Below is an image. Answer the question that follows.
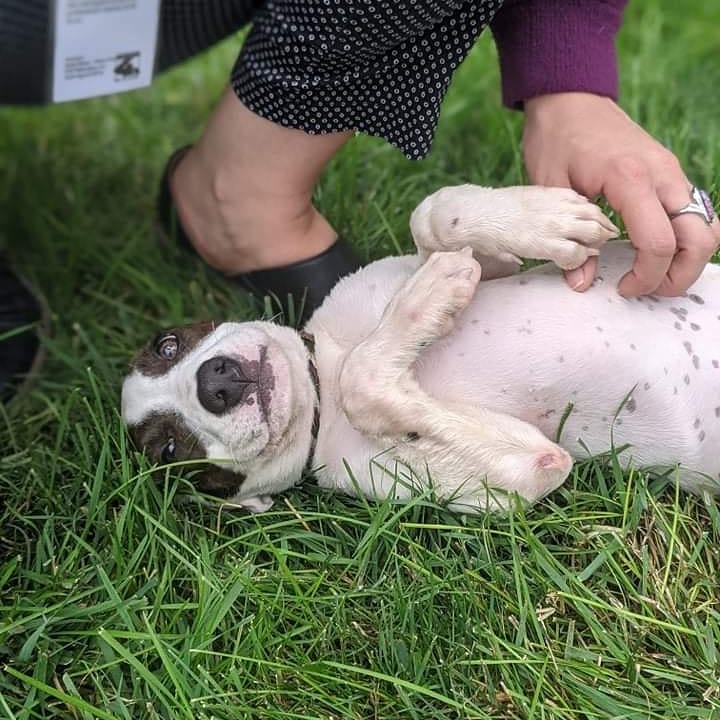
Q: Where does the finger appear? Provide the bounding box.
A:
[564,256,599,292]
[653,184,719,295]
[603,162,677,296]
[654,223,714,296]
[544,187,586,203]
[532,169,572,189]
[712,216,720,250]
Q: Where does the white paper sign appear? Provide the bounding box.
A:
[51,0,161,103]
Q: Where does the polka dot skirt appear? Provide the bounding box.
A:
[232,0,504,159]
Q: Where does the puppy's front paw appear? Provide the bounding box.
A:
[414,184,619,271]
[516,187,619,270]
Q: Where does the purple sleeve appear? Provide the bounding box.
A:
[490,0,629,109]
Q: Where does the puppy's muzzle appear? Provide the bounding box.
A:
[196,355,260,415]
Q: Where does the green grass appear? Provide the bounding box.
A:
[2,2,720,718]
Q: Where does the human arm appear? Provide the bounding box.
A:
[491,1,719,296]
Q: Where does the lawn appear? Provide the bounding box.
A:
[1,1,719,718]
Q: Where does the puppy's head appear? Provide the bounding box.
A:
[121,321,318,509]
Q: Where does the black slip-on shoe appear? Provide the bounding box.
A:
[157,146,363,326]
[0,263,47,404]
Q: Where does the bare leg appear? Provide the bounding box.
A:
[171,86,353,274]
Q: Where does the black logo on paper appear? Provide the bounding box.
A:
[114,52,141,79]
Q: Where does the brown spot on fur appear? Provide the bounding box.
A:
[129,410,246,498]
[130,321,217,378]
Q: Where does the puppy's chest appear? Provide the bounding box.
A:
[309,334,388,489]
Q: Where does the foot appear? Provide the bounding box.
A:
[0,264,44,403]
[168,87,353,276]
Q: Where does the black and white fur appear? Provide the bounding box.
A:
[122,185,720,512]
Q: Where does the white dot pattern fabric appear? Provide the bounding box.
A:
[232,0,504,159]
[1,0,503,152]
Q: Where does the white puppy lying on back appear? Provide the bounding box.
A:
[122,185,720,513]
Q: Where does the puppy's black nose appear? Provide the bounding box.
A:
[196,355,258,415]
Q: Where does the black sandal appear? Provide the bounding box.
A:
[157,146,363,326]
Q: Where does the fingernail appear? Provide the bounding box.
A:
[566,268,585,290]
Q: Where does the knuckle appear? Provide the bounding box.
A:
[612,155,651,184]
[633,276,659,294]
[644,236,676,258]
[656,151,683,177]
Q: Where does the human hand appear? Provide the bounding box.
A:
[522,92,720,296]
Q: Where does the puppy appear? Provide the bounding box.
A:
[122,185,720,513]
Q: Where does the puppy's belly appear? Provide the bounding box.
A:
[416,245,720,488]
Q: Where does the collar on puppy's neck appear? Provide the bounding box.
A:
[300,331,320,472]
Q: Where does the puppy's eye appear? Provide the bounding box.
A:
[160,438,176,464]
[155,334,179,361]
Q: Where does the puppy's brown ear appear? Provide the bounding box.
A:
[191,466,247,499]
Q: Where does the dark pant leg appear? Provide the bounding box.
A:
[0,0,261,104]
[231,0,504,159]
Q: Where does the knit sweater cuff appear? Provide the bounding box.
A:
[491,0,628,109]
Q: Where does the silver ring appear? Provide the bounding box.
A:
[668,186,716,225]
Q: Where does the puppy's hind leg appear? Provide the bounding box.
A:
[339,249,572,510]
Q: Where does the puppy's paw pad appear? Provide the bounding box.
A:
[412,250,481,321]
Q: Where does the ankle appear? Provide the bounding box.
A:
[171,149,337,275]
